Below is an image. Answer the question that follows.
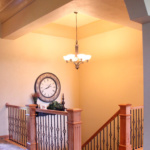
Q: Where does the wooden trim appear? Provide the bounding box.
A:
[36,108,68,116]
[131,106,144,110]
[82,110,120,148]
[0,135,9,140]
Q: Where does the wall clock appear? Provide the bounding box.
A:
[34,72,61,102]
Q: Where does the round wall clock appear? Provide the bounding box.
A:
[34,72,61,102]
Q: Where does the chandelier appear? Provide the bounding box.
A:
[63,12,91,69]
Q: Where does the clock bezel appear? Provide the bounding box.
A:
[34,72,61,102]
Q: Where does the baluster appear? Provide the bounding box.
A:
[56,115,59,149]
[16,108,18,142]
[103,128,105,150]
[48,115,50,150]
[141,108,143,147]
[97,134,98,150]
[23,110,25,145]
[18,108,20,143]
[106,125,108,150]
[16,108,18,143]
[20,110,23,145]
[8,107,10,139]
[43,114,45,150]
[14,108,16,141]
[37,114,40,150]
[130,110,132,145]
[117,115,119,150]
[100,131,101,150]
[17,108,20,143]
[110,122,112,150]
[9,107,11,140]
[45,115,48,150]
[12,107,14,140]
[60,115,62,150]
[136,109,137,149]
[138,109,140,148]
[18,109,22,145]
[40,114,42,150]
[25,109,27,147]
[91,140,92,150]
[51,115,53,150]
[94,137,95,150]
[54,115,56,150]
[63,115,66,149]
[133,109,135,150]
[113,119,115,150]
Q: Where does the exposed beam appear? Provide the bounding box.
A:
[1,0,73,39]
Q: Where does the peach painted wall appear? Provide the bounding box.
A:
[0,33,79,135]
[78,27,143,143]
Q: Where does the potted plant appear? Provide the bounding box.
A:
[31,92,39,104]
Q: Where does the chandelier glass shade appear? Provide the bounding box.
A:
[63,12,91,69]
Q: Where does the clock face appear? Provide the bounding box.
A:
[35,73,61,102]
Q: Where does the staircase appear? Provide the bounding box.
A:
[82,104,144,150]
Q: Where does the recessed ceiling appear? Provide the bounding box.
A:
[33,12,123,39]
[53,13,99,27]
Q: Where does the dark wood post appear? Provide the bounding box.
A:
[26,104,37,150]
[67,108,82,150]
[119,104,132,150]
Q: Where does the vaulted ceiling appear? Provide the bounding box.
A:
[0,0,142,39]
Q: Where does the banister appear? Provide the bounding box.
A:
[6,103,82,150]
[131,106,144,110]
[82,109,120,148]
[36,108,68,116]
[5,103,26,110]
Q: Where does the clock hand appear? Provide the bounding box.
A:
[45,84,51,90]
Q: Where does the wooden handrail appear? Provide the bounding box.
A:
[82,109,120,148]
[36,108,68,116]
[131,105,144,110]
[6,103,26,110]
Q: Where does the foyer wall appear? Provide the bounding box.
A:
[0,33,79,135]
[79,27,143,143]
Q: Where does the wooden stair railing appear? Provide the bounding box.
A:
[82,104,144,150]
[5,103,28,148]
[82,109,120,150]
[130,106,144,150]
[6,103,82,150]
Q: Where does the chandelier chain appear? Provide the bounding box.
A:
[75,12,78,44]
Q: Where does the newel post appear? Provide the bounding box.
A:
[26,104,37,150]
[119,104,132,150]
[67,108,82,150]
